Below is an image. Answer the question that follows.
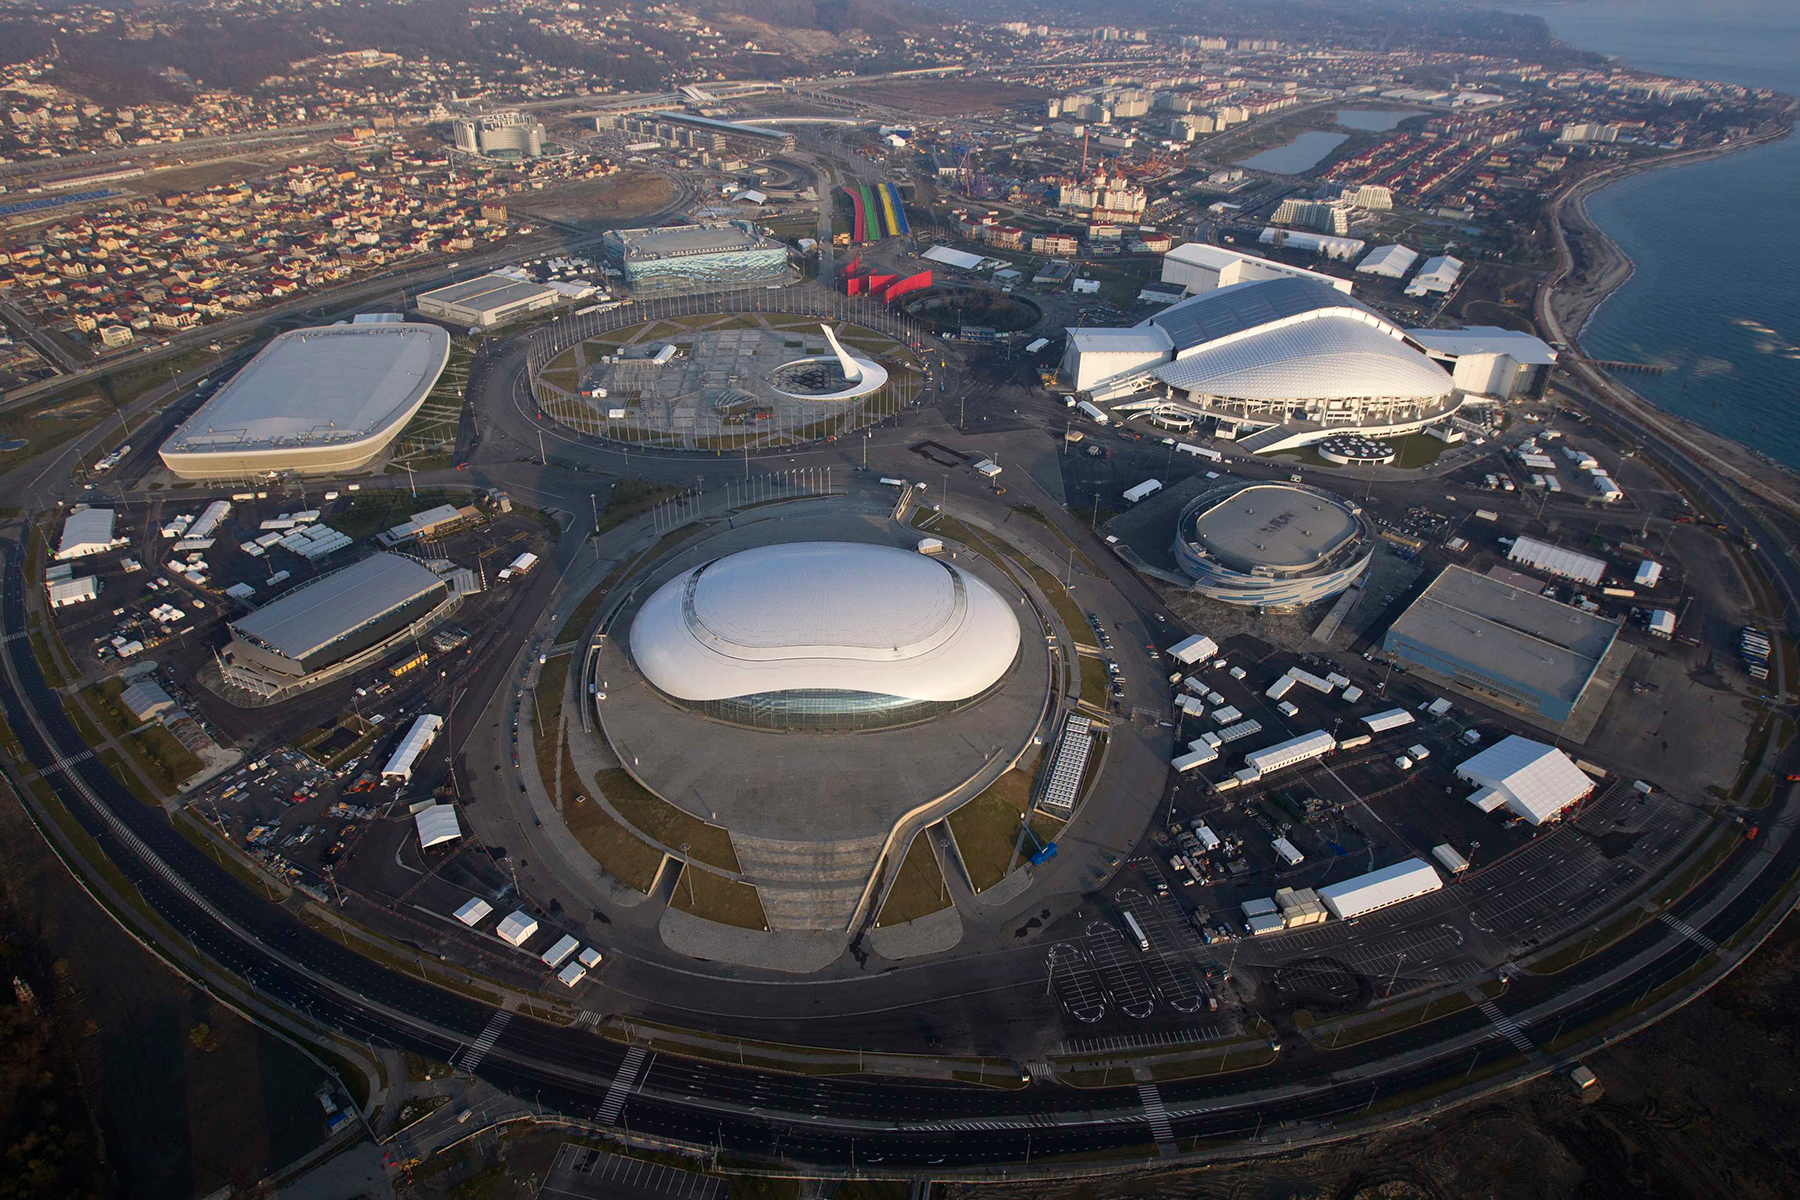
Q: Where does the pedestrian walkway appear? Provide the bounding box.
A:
[1137,1081,1176,1155]
[1477,1000,1534,1054]
[457,1009,513,1074]
[597,1045,648,1125]
[1658,911,1719,953]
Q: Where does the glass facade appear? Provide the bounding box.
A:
[650,677,1010,733]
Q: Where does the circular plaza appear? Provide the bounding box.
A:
[530,312,922,450]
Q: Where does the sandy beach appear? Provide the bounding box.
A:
[1540,112,1800,517]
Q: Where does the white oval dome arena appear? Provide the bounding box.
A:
[628,542,1022,730]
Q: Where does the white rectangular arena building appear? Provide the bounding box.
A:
[159,324,451,480]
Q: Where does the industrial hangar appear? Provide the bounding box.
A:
[158,323,451,480]
[1172,480,1374,607]
[415,274,560,327]
[220,553,452,698]
[1382,565,1622,724]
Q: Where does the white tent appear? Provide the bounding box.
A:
[413,803,463,849]
[1457,735,1594,825]
[453,897,493,926]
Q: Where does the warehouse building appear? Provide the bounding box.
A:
[1506,535,1607,586]
[222,554,450,697]
[1457,735,1595,826]
[1383,566,1621,724]
[1355,243,1418,279]
[413,803,463,849]
[55,507,126,559]
[1245,730,1336,775]
[383,713,445,783]
[159,324,451,479]
[1317,858,1443,921]
[601,222,790,293]
[119,679,175,722]
[48,575,100,607]
[1158,242,1351,297]
[415,274,559,327]
[1408,326,1557,400]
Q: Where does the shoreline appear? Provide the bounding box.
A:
[1540,112,1800,510]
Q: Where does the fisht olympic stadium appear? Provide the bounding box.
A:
[628,542,1022,731]
[159,323,451,480]
[1175,480,1374,607]
[1061,277,1461,454]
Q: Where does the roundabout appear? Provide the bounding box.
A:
[903,285,1041,335]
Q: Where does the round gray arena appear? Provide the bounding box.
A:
[1173,480,1374,607]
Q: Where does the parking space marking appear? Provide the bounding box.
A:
[1058,1027,1219,1056]
[1048,942,1106,1024]
[1084,922,1157,1019]
[539,1144,726,1200]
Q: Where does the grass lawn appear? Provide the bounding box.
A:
[333,489,457,539]
[926,513,1095,648]
[531,655,570,798]
[596,478,683,534]
[594,768,738,871]
[874,833,951,927]
[1028,808,1066,849]
[125,722,204,793]
[562,794,665,893]
[669,864,768,930]
[948,767,1035,892]
[1310,990,1477,1048]
[1079,655,1109,710]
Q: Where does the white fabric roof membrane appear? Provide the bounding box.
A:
[1457,735,1594,825]
[630,542,1021,703]
[413,803,462,848]
[1407,325,1558,365]
[1317,857,1443,920]
[1152,313,1456,402]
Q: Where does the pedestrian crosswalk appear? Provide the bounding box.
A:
[1136,1082,1175,1155]
[457,1009,512,1074]
[1658,912,1719,953]
[598,1045,648,1125]
[1478,1000,1534,1053]
[574,1010,603,1031]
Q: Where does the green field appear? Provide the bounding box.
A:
[875,833,951,927]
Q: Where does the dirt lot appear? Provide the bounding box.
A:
[0,783,331,1199]
[509,170,676,228]
[846,78,1048,117]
